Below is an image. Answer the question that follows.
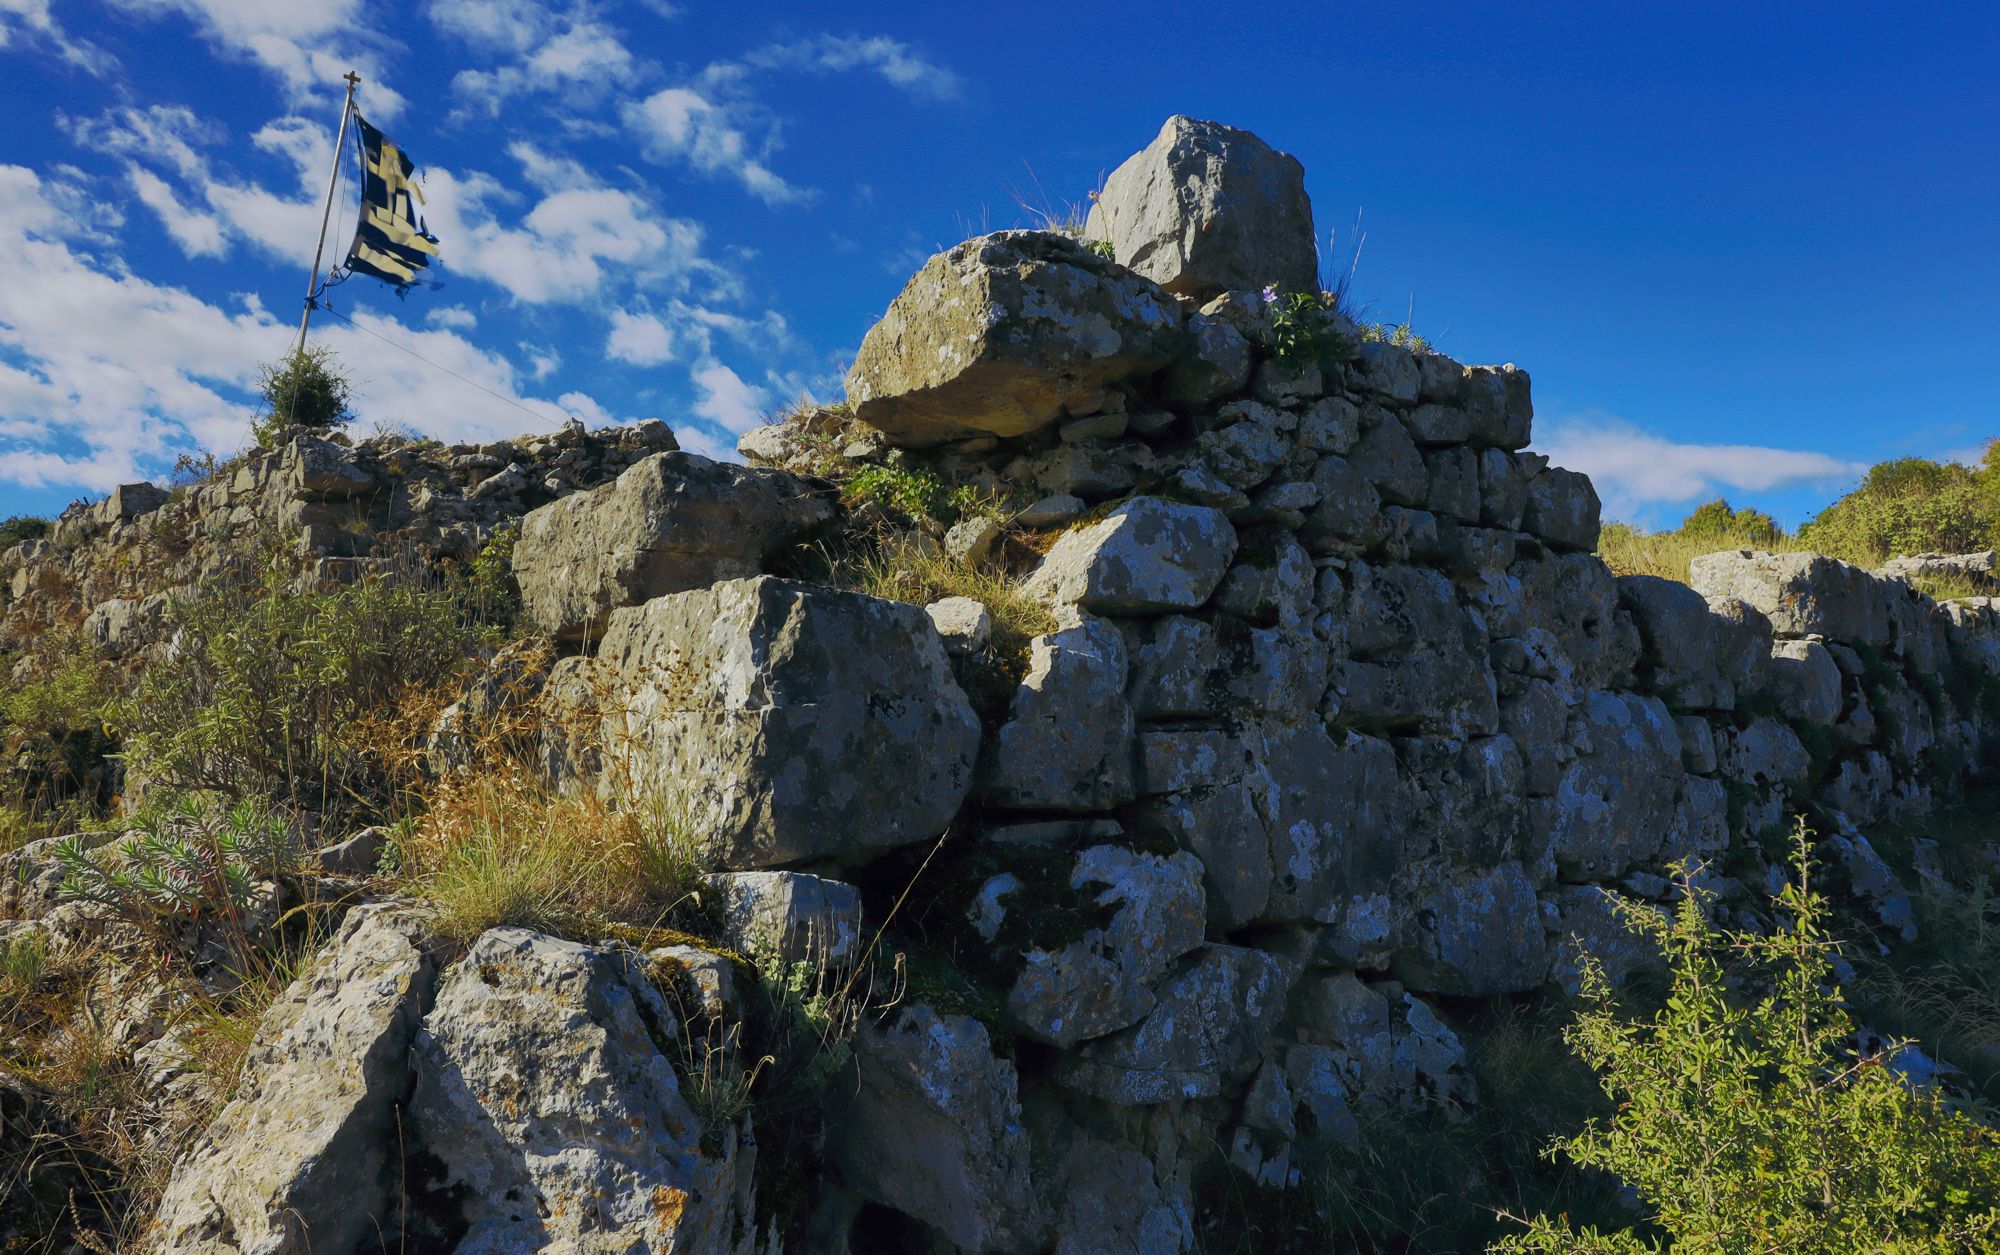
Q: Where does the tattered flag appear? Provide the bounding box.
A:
[344,113,439,294]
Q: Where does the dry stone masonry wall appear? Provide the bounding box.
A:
[6,115,2000,1254]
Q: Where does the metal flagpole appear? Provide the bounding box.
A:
[294,70,362,356]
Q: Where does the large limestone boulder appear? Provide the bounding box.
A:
[591,576,981,868]
[512,451,836,640]
[845,231,1184,446]
[410,928,753,1253]
[829,1004,1043,1253]
[1084,115,1318,300]
[146,905,435,1255]
[1688,550,1892,645]
[1022,496,1237,614]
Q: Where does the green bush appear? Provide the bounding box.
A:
[54,795,298,929]
[117,560,496,812]
[252,344,354,446]
[0,515,50,549]
[1493,828,2000,1254]
[843,465,950,523]
[1265,287,1358,365]
[1798,457,1996,565]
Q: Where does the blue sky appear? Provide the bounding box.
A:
[0,1,1994,528]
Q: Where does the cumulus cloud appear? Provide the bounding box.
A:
[605,308,675,366]
[441,4,640,120]
[426,304,478,331]
[104,0,407,118]
[71,111,732,310]
[0,163,618,494]
[690,358,767,434]
[1535,415,1867,526]
[623,87,805,205]
[624,33,961,204]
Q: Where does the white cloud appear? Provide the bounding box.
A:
[103,0,406,119]
[0,0,115,73]
[0,164,609,493]
[446,17,639,119]
[79,117,729,308]
[690,357,767,434]
[523,346,560,380]
[624,87,806,205]
[60,105,211,178]
[427,305,478,331]
[126,165,229,257]
[673,422,733,461]
[1536,415,1866,526]
[606,308,675,365]
[742,35,963,102]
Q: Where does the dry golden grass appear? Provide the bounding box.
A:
[1595,523,1815,583]
[395,767,708,944]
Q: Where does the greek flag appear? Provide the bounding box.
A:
[345,113,439,294]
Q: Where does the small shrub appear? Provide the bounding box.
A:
[1493,826,2000,1254]
[0,514,50,548]
[53,796,299,945]
[251,344,354,445]
[1264,285,1358,366]
[119,558,497,813]
[844,465,951,523]
[1361,320,1430,353]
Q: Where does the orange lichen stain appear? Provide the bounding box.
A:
[652,1185,689,1228]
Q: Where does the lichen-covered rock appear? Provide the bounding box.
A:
[1083,115,1316,301]
[995,844,1207,1048]
[926,594,994,654]
[1393,862,1550,995]
[1548,691,1686,880]
[512,451,835,640]
[829,1004,1042,1254]
[1287,972,1476,1111]
[1769,639,1843,725]
[1055,944,1290,1104]
[701,870,862,964]
[410,928,753,1253]
[845,231,1184,446]
[1164,309,1253,405]
[982,620,1135,810]
[146,905,434,1255]
[590,576,981,867]
[1522,466,1601,552]
[1024,1098,1196,1255]
[1549,886,1668,998]
[1023,496,1237,614]
[1689,550,1892,645]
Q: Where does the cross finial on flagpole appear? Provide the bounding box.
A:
[343,70,361,91]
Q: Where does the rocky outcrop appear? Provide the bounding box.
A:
[1084,115,1318,300]
[145,905,435,1254]
[844,231,1184,446]
[567,575,982,868]
[22,112,2000,1255]
[410,928,754,1253]
[512,451,836,641]
[829,1005,1041,1253]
